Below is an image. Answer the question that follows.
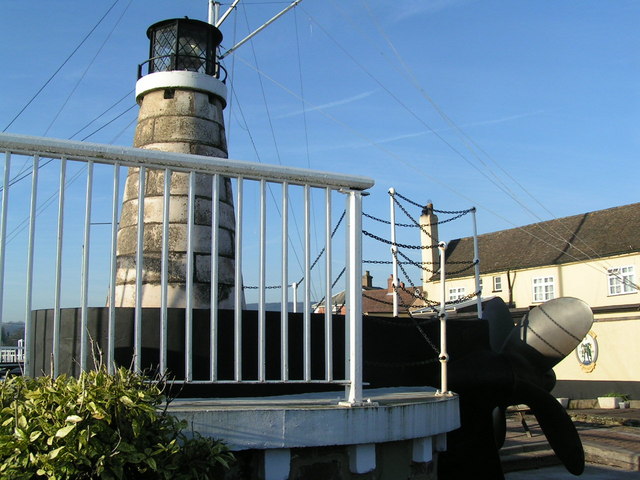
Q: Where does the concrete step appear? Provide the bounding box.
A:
[501,447,560,473]
[501,440,549,456]
[583,442,640,471]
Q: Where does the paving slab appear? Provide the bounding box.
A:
[501,409,640,474]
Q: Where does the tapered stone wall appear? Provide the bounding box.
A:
[114,87,238,308]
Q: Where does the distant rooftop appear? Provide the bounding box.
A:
[438,202,640,279]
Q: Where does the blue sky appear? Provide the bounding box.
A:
[0,0,638,309]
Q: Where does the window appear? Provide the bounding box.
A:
[608,266,637,295]
[493,276,502,292]
[448,287,466,301]
[532,276,555,302]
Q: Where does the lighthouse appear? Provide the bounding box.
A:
[114,18,239,308]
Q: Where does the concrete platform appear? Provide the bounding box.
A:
[167,387,459,480]
[168,386,459,450]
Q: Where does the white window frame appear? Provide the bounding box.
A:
[608,266,637,296]
[493,276,502,292]
[448,286,466,302]
[532,276,555,303]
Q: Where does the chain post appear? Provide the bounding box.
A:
[471,207,482,319]
[389,188,399,317]
[437,241,450,395]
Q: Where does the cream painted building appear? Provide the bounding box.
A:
[420,202,640,399]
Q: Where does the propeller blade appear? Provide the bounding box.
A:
[514,379,585,475]
[492,406,507,449]
[510,297,594,370]
[482,297,516,352]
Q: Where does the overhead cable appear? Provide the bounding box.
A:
[44,0,134,137]
[2,0,120,133]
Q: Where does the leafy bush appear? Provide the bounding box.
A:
[0,367,233,479]
[602,392,631,401]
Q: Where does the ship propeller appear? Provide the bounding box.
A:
[438,296,593,479]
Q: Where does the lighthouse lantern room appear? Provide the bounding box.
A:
[140,18,223,78]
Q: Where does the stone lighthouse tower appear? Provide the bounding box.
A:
[115,18,237,308]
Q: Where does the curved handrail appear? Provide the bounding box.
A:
[137,54,228,83]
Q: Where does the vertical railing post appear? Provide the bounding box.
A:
[438,241,449,395]
[258,179,266,382]
[234,177,243,381]
[53,158,67,377]
[210,174,220,381]
[344,189,363,405]
[185,171,196,382]
[389,188,399,317]
[107,163,120,374]
[324,187,333,381]
[471,207,482,318]
[24,155,39,377]
[80,161,94,371]
[160,169,171,376]
[0,153,10,328]
[281,183,289,380]
[303,185,311,381]
[134,166,146,374]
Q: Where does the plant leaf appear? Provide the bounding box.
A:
[49,446,64,459]
[65,415,83,424]
[55,424,75,438]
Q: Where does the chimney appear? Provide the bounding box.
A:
[114,18,239,308]
[362,271,373,288]
[387,274,404,293]
[420,203,440,287]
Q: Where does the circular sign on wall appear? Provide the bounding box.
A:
[575,330,598,373]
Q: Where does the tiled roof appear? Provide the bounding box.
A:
[361,287,420,314]
[438,202,640,279]
[316,285,421,314]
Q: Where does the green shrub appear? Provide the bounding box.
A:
[602,392,631,401]
[0,367,233,479]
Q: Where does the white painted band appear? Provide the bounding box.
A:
[135,71,227,103]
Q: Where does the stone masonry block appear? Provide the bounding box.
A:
[194,254,236,285]
[116,222,235,256]
[137,90,224,124]
[190,143,228,158]
[151,116,222,147]
[133,118,156,148]
[112,281,224,309]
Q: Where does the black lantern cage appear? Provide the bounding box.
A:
[138,18,225,80]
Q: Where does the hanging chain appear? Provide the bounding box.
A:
[391,193,435,240]
[312,266,347,309]
[363,230,438,249]
[243,210,346,291]
[363,211,419,227]
[393,190,473,215]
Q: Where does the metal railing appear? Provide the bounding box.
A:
[137,55,228,82]
[0,132,374,403]
[0,345,24,364]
